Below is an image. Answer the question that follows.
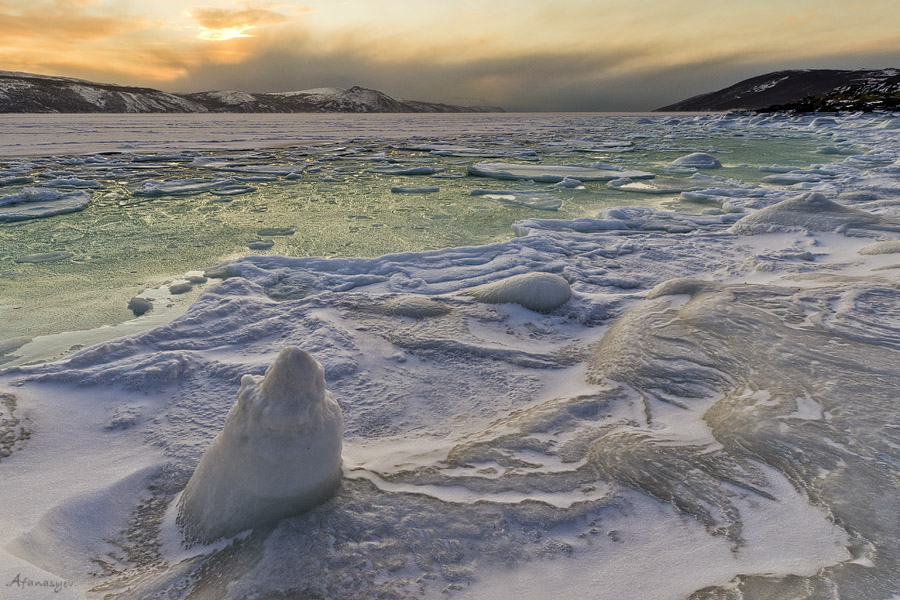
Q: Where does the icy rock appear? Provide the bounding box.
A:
[127,297,152,316]
[169,282,193,295]
[464,272,571,312]
[730,192,897,235]
[669,152,722,169]
[178,347,343,542]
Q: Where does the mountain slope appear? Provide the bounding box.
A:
[0,71,503,113]
[657,69,900,112]
[759,73,900,113]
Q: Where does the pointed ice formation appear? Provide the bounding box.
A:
[178,347,343,542]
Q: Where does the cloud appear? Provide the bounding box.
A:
[161,28,900,112]
[187,6,294,40]
[189,7,289,30]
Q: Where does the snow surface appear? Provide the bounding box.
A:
[1,111,900,599]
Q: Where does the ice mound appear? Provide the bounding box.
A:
[464,272,571,312]
[669,152,722,169]
[378,295,451,318]
[177,347,343,542]
[858,240,900,255]
[730,192,899,235]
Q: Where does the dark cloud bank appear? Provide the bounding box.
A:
[165,40,900,112]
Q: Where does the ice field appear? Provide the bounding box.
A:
[1,112,899,599]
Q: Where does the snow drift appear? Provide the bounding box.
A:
[177,347,343,542]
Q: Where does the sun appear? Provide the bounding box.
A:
[197,24,256,41]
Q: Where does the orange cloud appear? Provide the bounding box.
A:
[187,6,291,40]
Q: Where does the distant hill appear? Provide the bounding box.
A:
[657,69,900,112]
[0,71,503,114]
[758,73,900,113]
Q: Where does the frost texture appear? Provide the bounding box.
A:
[177,347,343,542]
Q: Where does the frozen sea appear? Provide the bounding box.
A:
[1,112,899,599]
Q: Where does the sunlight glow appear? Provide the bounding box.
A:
[197,25,255,41]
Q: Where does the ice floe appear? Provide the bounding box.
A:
[468,161,654,182]
[0,189,91,221]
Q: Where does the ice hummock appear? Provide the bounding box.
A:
[669,152,722,169]
[465,272,572,312]
[177,347,343,542]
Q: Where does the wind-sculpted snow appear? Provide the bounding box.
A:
[730,192,900,235]
[177,347,343,542]
[1,111,900,599]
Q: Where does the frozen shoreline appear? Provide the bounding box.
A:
[1,112,900,599]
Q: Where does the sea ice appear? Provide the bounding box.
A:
[607,174,733,194]
[669,152,722,169]
[390,186,440,194]
[0,189,91,221]
[464,272,571,312]
[177,347,343,542]
[366,165,436,176]
[14,251,74,264]
[132,179,239,197]
[467,162,654,182]
[730,192,900,235]
[470,189,562,210]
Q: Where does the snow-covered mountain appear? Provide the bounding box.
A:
[0,71,502,113]
[657,69,900,112]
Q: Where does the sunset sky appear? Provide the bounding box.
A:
[3,0,899,110]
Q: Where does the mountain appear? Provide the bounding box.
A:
[656,69,900,112]
[758,73,900,113]
[0,71,503,113]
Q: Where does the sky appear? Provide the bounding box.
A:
[2,0,899,111]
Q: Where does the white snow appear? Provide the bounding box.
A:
[177,347,343,542]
